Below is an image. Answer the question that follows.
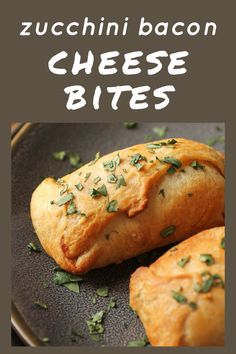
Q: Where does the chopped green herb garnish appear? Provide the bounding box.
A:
[190,161,205,170]
[146,143,164,149]
[106,200,118,212]
[92,295,97,305]
[116,175,126,189]
[63,282,80,293]
[53,269,82,293]
[33,301,48,310]
[86,311,105,335]
[177,256,190,268]
[60,183,69,195]
[159,189,165,198]
[167,166,176,174]
[160,225,176,238]
[27,242,41,253]
[188,302,198,310]
[66,200,77,215]
[107,173,118,184]
[89,152,101,166]
[103,154,120,172]
[75,183,84,191]
[207,136,225,146]
[199,254,215,266]
[127,336,149,347]
[52,151,66,161]
[68,152,81,167]
[172,291,188,304]
[163,156,182,168]
[94,176,101,184]
[130,153,147,170]
[84,172,91,182]
[89,184,108,198]
[147,139,177,150]
[96,286,109,297]
[220,237,225,249]
[194,272,224,293]
[124,122,137,129]
[107,297,117,310]
[152,126,167,138]
[54,193,74,206]
[53,270,83,285]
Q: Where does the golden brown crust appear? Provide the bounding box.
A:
[129,227,225,346]
[30,138,224,273]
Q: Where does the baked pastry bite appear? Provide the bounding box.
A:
[30,138,224,274]
[129,226,225,346]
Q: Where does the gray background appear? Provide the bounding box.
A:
[2,0,234,120]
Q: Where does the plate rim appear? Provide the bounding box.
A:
[11,122,42,347]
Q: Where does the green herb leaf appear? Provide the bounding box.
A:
[152,126,167,138]
[167,166,176,174]
[92,295,97,305]
[96,286,109,297]
[177,256,190,268]
[130,153,147,170]
[107,173,118,184]
[68,152,81,167]
[53,270,83,285]
[172,291,188,304]
[199,254,215,266]
[160,225,176,238]
[207,136,225,146]
[124,122,137,129]
[127,336,149,347]
[63,282,80,293]
[220,237,225,249]
[163,156,182,168]
[52,151,66,161]
[107,297,117,310]
[103,154,120,172]
[116,175,126,189]
[94,176,101,184]
[60,183,69,195]
[89,152,101,166]
[159,189,165,198]
[89,184,108,198]
[188,302,198,310]
[194,272,224,293]
[84,172,91,182]
[106,200,118,212]
[66,200,77,215]
[33,301,48,310]
[190,161,205,170]
[75,183,84,191]
[27,242,41,253]
[54,193,74,206]
[86,311,105,335]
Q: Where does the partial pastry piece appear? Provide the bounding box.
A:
[129,226,225,346]
[30,138,224,274]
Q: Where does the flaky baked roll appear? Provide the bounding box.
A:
[129,226,225,346]
[30,138,224,274]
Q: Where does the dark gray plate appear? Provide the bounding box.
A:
[11,123,225,347]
